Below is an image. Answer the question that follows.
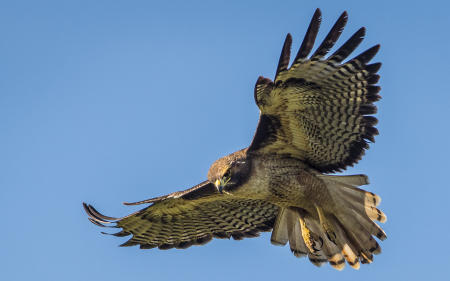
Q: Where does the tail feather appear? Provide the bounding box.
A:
[321,174,369,186]
[270,173,386,270]
[324,174,386,266]
[319,174,381,208]
[327,250,346,270]
[332,188,386,226]
[334,212,378,264]
[270,208,289,246]
[328,215,361,269]
[365,205,387,223]
[287,209,308,257]
[350,209,386,241]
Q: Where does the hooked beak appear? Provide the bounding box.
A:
[214,179,224,193]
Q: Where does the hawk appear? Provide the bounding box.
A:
[84,9,386,270]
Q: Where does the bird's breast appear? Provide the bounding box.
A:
[230,156,317,207]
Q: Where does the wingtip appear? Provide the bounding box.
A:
[336,10,349,28]
[274,33,293,79]
[82,202,90,214]
[354,27,366,41]
[314,8,322,17]
[82,202,119,228]
[359,26,366,36]
[368,44,381,55]
[313,8,322,24]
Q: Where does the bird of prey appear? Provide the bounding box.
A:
[84,9,386,270]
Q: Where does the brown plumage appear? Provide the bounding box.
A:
[84,9,386,270]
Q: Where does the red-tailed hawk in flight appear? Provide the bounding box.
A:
[84,9,386,270]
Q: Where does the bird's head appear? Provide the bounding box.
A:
[207,149,251,194]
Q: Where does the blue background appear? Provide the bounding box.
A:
[2,0,449,280]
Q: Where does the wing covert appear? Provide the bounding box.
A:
[249,9,381,173]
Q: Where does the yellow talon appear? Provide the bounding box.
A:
[299,215,322,253]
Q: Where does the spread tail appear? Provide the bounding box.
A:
[270,174,386,270]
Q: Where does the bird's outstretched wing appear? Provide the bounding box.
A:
[248,9,381,173]
[83,181,278,249]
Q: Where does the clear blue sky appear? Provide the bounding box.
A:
[2,1,449,280]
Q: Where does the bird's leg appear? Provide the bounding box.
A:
[314,204,337,245]
[297,211,322,253]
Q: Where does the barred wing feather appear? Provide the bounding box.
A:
[249,9,381,173]
[83,181,278,250]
